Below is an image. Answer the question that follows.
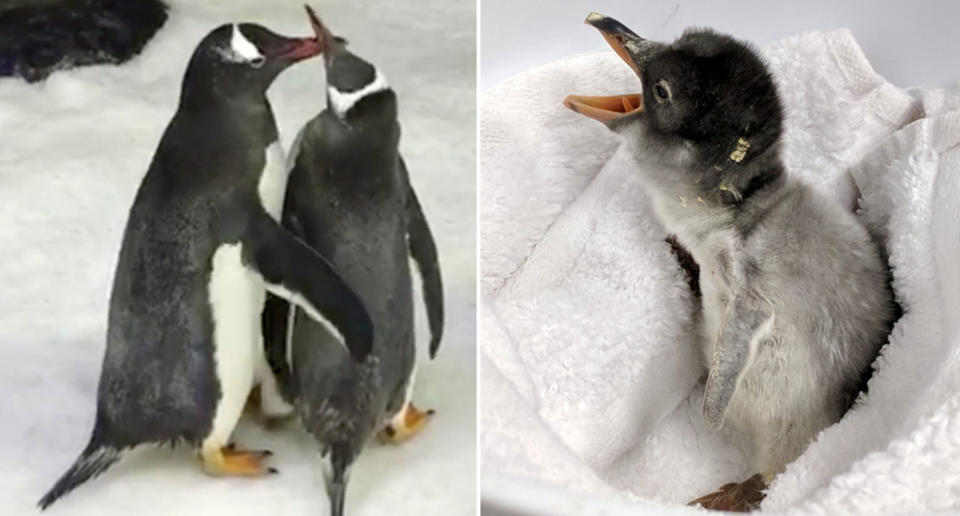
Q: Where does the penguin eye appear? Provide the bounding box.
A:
[654,80,672,102]
[250,56,266,68]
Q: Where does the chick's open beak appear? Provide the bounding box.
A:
[564,12,660,124]
[563,94,644,124]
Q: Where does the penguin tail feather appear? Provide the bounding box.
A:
[37,442,121,510]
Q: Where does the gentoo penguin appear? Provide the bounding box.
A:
[38,22,374,509]
[564,14,895,511]
[260,7,444,515]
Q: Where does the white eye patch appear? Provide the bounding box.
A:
[327,68,390,118]
[218,24,264,65]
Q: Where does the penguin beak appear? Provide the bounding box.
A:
[563,94,644,124]
[563,13,661,125]
[304,4,346,59]
[584,12,660,76]
[273,36,322,61]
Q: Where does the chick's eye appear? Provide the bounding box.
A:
[250,56,266,68]
[654,80,671,102]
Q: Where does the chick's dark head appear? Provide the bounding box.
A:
[565,14,783,176]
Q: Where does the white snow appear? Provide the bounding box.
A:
[0,0,476,514]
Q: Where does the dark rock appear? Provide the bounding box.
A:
[0,0,168,82]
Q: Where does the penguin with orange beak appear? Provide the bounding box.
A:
[37,21,376,510]
[260,6,444,516]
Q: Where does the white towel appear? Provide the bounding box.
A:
[481,28,960,513]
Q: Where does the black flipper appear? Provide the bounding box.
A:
[38,434,120,510]
[260,213,308,400]
[244,211,373,362]
[399,157,444,358]
[702,293,772,430]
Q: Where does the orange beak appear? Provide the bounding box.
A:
[564,13,655,124]
[563,93,644,124]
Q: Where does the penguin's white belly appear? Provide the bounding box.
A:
[206,243,265,443]
[258,140,288,220]
[252,139,295,416]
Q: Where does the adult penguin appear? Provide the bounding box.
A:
[261,7,444,516]
[39,22,373,510]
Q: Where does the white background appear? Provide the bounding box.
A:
[0,0,475,514]
[481,0,960,90]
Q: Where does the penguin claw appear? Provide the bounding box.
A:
[202,445,276,477]
[688,474,767,512]
[376,402,435,444]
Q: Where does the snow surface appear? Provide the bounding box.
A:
[0,0,476,514]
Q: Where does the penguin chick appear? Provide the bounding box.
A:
[38,22,374,510]
[260,7,444,516]
[565,13,895,511]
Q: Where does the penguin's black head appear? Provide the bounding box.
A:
[182,23,322,102]
[305,5,396,122]
[565,13,783,177]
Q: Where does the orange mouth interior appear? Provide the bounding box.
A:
[565,15,646,124]
[563,93,644,123]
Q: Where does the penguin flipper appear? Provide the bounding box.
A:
[702,293,773,430]
[244,211,373,362]
[399,157,444,358]
[259,213,310,400]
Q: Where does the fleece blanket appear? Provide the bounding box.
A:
[480,29,960,514]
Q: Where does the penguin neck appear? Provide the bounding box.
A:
[317,104,400,184]
[181,84,269,112]
[336,89,398,129]
[326,64,393,120]
[179,77,275,133]
[179,61,272,113]
[694,147,787,206]
[650,153,791,247]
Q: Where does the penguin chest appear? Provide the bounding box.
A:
[207,244,265,419]
[258,140,288,220]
